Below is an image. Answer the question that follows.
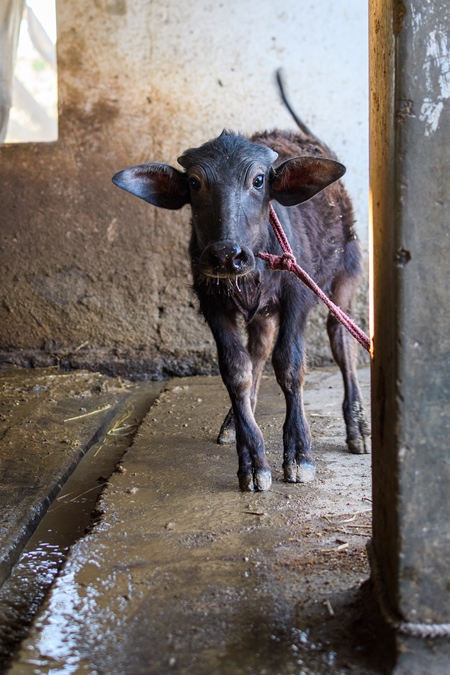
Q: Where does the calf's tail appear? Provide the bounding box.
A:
[276,69,316,139]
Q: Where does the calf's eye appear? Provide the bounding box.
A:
[253,174,264,190]
[189,177,201,191]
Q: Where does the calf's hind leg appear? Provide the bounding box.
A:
[327,273,369,454]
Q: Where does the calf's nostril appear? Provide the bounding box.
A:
[232,250,245,270]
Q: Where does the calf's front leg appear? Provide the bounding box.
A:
[209,312,272,492]
[217,315,277,445]
[272,313,315,483]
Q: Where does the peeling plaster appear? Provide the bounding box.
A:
[419,28,450,135]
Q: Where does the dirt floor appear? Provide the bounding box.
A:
[0,365,394,674]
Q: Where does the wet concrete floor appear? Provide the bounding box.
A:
[1,366,392,674]
[0,369,163,670]
[0,368,164,583]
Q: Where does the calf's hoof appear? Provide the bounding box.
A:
[284,458,316,483]
[284,464,298,483]
[217,411,236,445]
[297,459,316,483]
[217,426,236,445]
[347,437,369,455]
[238,472,254,492]
[255,469,272,492]
[238,469,272,492]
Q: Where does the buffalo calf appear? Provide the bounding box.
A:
[113,125,368,492]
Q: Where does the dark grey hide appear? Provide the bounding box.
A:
[112,128,368,492]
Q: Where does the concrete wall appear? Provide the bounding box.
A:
[0,0,369,378]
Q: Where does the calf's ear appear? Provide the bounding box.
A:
[270,157,346,206]
[112,163,190,210]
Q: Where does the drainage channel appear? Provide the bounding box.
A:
[0,381,164,673]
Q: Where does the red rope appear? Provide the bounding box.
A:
[257,204,371,353]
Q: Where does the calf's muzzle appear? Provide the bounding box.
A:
[200,240,255,278]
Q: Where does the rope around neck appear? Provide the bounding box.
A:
[257,204,371,353]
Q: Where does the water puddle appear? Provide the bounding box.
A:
[0,381,164,672]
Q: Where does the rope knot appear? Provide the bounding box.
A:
[279,252,296,270]
[256,251,296,271]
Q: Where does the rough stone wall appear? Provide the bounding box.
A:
[0,0,369,379]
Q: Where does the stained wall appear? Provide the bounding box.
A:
[0,0,369,378]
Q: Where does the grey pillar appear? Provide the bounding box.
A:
[370,1,450,672]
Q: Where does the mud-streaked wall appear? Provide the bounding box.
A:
[0,0,369,379]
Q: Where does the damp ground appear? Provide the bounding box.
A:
[0,365,393,674]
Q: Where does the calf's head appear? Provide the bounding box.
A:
[112,131,345,279]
